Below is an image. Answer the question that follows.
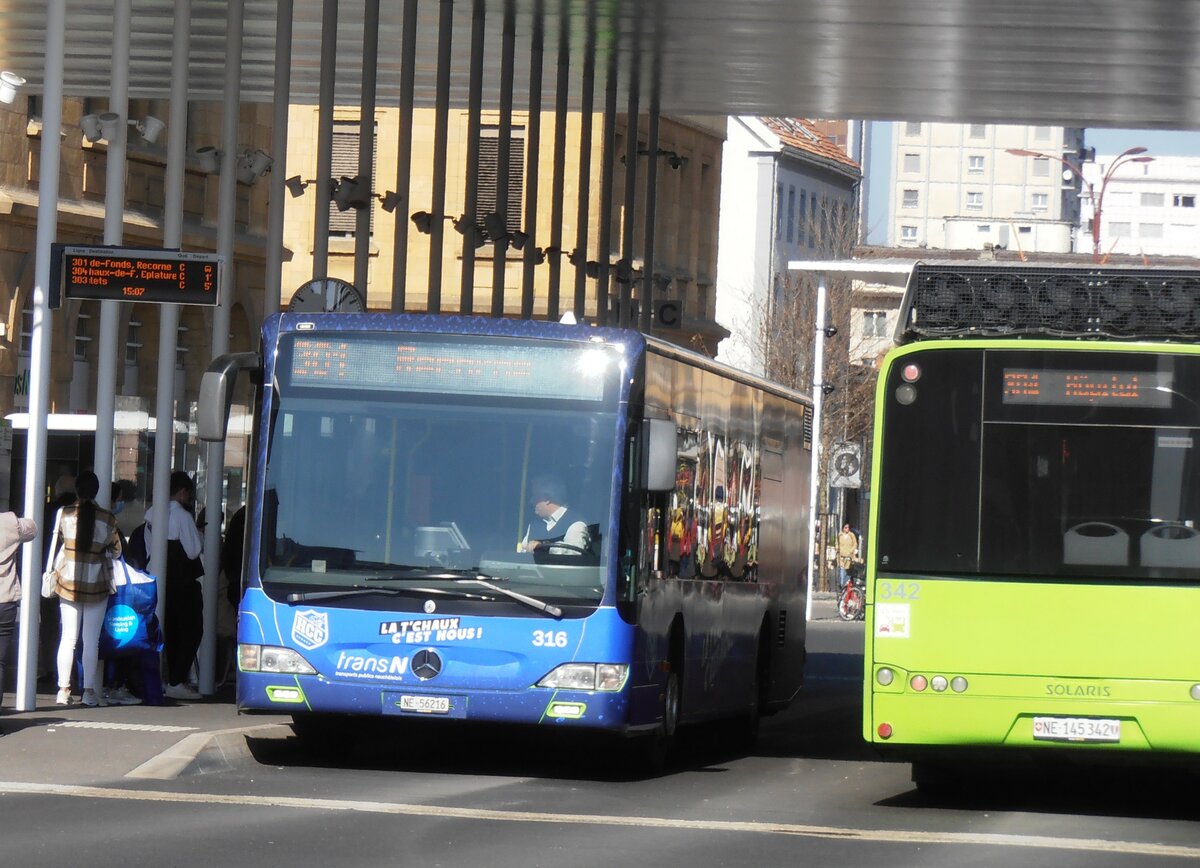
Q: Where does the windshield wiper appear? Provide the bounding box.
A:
[285,585,494,603]
[456,577,562,619]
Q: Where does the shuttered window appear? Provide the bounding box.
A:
[476,125,525,233]
[329,120,378,237]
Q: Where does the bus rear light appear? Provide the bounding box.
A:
[1191,684,1200,701]
[877,723,893,739]
[910,675,927,692]
[876,668,895,686]
[951,676,968,693]
[901,363,921,383]
[930,675,948,692]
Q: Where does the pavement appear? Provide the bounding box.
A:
[0,594,844,786]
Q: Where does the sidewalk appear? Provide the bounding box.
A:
[0,685,291,785]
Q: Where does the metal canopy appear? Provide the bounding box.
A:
[1,0,1199,128]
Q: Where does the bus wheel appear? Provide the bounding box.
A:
[290,713,349,751]
[630,668,680,775]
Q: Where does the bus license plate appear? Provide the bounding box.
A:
[399,695,451,715]
[1032,716,1120,743]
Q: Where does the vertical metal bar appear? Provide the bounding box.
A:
[619,25,641,327]
[805,272,828,622]
[595,19,619,327]
[572,2,596,318]
[546,0,569,320]
[313,0,338,278]
[94,0,131,509]
[492,0,516,317]
[460,0,486,315]
[391,0,418,312]
[265,0,294,316]
[520,0,545,319]
[148,0,191,645]
[16,0,65,712]
[354,0,380,294]
[428,0,455,313]
[199,0,244,696]
[638,20,662,334]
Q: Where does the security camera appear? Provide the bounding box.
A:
[823,325,839,338]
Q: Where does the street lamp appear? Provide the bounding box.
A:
[1007,145,1153,261]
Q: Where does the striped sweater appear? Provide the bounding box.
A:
[49,503,123,603]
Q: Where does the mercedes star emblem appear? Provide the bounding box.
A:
[411,649,443,680]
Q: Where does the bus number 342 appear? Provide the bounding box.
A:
[877,581,921,601]
[533,630,569,648]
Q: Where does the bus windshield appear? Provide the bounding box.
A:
[259,331,624,606]
[877,347,1200,583]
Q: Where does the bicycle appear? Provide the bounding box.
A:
[837,563,866,622]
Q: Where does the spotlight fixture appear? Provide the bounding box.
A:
[0,70,26,105]
[195,146,222,174]
[284,175,311,197]
[412,211,457,234]
[237,149,273,185]
[98,112,122,141]
[132,115,165,144]
[81,113,104,143]
[452,215,486,249]
[332,175,370,211]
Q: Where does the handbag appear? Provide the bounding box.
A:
[40,508,63,598]
[99,557,164,657]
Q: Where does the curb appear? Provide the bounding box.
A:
[125,722,292,780]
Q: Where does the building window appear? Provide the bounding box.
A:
[905,122,922,137]
[1033,126,1051,141]
[1139,222,1163,238]
[966,191,983,210]
[1032,192,1048,211]
[776,183,783,240]
[798,189,807,246]
[900,225,918,242]
[125,317,141,366]
[968,155,984,174]
[1173,194,1196,208]
[902,153,920,173]
[1018,226,1032,234]
[863,311,890,338]
[808,192,817,247]
[902,189,919,209]
[968,124,986,138]
[977,224,991,232]
[1141,192,1164,207]
[1032,158,1049,177]
[74,310,92,361]
[1109,221,1132,237]
[787,186,796,243]
[328,119,379,237]
[476,124,526,234]
[176,325,189,370]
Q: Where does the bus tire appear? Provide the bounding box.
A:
[630,666,680,775]
[290,712,349,751]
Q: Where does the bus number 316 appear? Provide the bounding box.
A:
[533,630,569,648]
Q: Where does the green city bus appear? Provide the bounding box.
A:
[863,263,1200,786]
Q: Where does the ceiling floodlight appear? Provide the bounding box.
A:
[237,149,273,185]
[0,71,26,104]
[98,112,122,141]
[195,146,222,174]
[332,175,366,211]
[133,115,165,144]
[81,113,103,143]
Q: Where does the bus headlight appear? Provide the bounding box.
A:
[537,663,629,692]
[239,644,316,675]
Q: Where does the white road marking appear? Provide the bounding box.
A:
[0,780,1195,859]
[54,721,198,734]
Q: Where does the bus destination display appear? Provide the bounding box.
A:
[53,245,222,307]
[1002,368,1173,408]
[289,335,609,401]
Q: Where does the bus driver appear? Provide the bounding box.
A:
[520,476,592,556]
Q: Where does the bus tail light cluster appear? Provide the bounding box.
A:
[906,672,968,693]
[239,644,316,675]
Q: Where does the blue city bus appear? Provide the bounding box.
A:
[199,313,812,764]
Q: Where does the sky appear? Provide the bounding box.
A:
[863,124,1200,245]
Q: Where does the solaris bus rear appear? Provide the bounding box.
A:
[200,313,812,766]
[865,263,1200,784]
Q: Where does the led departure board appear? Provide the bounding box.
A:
[1002,368,1173,408]
[287,334,612,402]
[52,245,223,307]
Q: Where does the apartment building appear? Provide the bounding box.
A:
[1080,155,1200,258]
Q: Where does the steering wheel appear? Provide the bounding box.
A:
[532,541,590,556]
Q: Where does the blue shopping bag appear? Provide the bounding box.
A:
[100,558,164,658]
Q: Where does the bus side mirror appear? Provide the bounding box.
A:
[198,351,261,442]
[642,418,676,492]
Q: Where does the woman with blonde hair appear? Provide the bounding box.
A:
[49,471,122,706]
